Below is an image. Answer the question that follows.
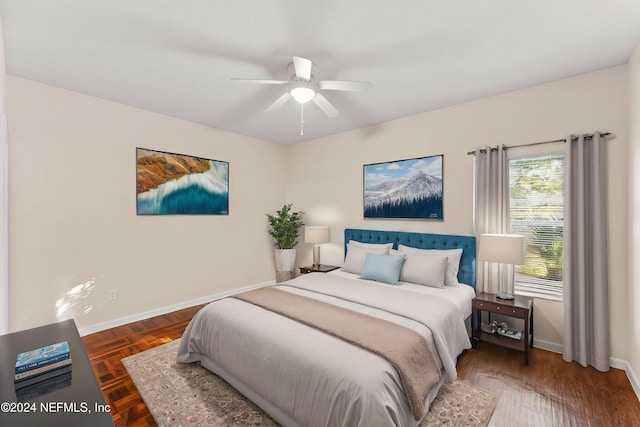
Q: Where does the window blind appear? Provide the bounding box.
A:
[509,154,565,299]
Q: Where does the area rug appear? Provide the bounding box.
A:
[122,339,496,427]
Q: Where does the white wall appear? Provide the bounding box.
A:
[286,66,629,360]
[6,77,286,332]
[3,62,634,371]
[0,17,7,335]
[629,42,640,388]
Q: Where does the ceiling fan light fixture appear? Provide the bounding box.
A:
[290,87,315,104]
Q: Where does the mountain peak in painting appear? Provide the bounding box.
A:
[364,171,443,219]
[366,171,442,204]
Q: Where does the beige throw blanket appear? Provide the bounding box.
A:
[233,286,442,420]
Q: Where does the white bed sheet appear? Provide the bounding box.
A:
[327,269,476,320]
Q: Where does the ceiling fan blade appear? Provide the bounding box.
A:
[292,56,313,81]
[319,80,373,91]
[231,78,288,85]
[266,92,292,111]
[312,93,339,118]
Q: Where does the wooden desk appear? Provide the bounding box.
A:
[0,319,114,427]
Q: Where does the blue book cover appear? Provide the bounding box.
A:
[15,341,71,374]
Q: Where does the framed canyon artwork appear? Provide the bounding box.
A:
[136,148,229,215]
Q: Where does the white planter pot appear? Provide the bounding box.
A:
[274,248,296,282]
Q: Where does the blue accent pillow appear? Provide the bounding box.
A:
[359,253,406,285]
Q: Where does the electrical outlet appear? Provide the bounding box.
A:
[108,289,117,300]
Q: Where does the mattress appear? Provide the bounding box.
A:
[177,272,473,427]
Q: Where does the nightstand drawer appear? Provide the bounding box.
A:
[473,301,526,318]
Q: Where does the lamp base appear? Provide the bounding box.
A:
[496,291,515,300]
[312,244,321,267]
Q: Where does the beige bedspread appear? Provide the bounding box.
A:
[233,286,440,420]
[177,272,472,427]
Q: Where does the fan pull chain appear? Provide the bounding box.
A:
[300,104,304,135]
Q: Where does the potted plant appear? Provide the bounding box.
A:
[267,204,304,282]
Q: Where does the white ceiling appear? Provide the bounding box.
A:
[1,1,640,145]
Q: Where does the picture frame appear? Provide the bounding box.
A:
[363,154,443,220]
[136,148,229,215]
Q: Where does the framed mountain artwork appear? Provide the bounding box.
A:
[363,154,443,220]
[136,148,229,215]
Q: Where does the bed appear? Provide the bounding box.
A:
[177,228,476,427]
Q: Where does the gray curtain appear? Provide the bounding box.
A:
[474,145,510,295]
[563,132,609,372]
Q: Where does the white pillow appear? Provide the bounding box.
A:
[343,243,391,274]
[397,245,463,286]
[399,252,448,288]
[348,240,393,250]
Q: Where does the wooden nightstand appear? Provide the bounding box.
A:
[472,292,534,365]
[299,264,340,274]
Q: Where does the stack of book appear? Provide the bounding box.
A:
[14,341,72,389]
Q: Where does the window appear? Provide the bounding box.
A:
[509,154,565,300]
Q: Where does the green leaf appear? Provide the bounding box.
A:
[266,204,305,249]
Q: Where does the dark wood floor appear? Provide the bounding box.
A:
[82,305,640,427]
[82,304,207,427]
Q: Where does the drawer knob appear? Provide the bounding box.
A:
[496,307,500,310]
[479,303,483,307]
[512,310,516,314]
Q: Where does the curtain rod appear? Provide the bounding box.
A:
[466,132,611,155]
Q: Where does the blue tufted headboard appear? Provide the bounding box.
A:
[344,228,476,289]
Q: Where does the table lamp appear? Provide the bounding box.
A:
[478,233,525,299]
[304,226,329,267]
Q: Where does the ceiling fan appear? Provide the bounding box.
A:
[232,56,372,133]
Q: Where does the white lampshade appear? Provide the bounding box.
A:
[478,234,525,265]
[290,87,316,103]
[304,226,329,244]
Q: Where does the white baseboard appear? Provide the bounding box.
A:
[78,280,274,336]
[532,337,563,354]
[78,285,640,404]
[610,357,640,402]
[629,364,640,402]
[534,339,640,402]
